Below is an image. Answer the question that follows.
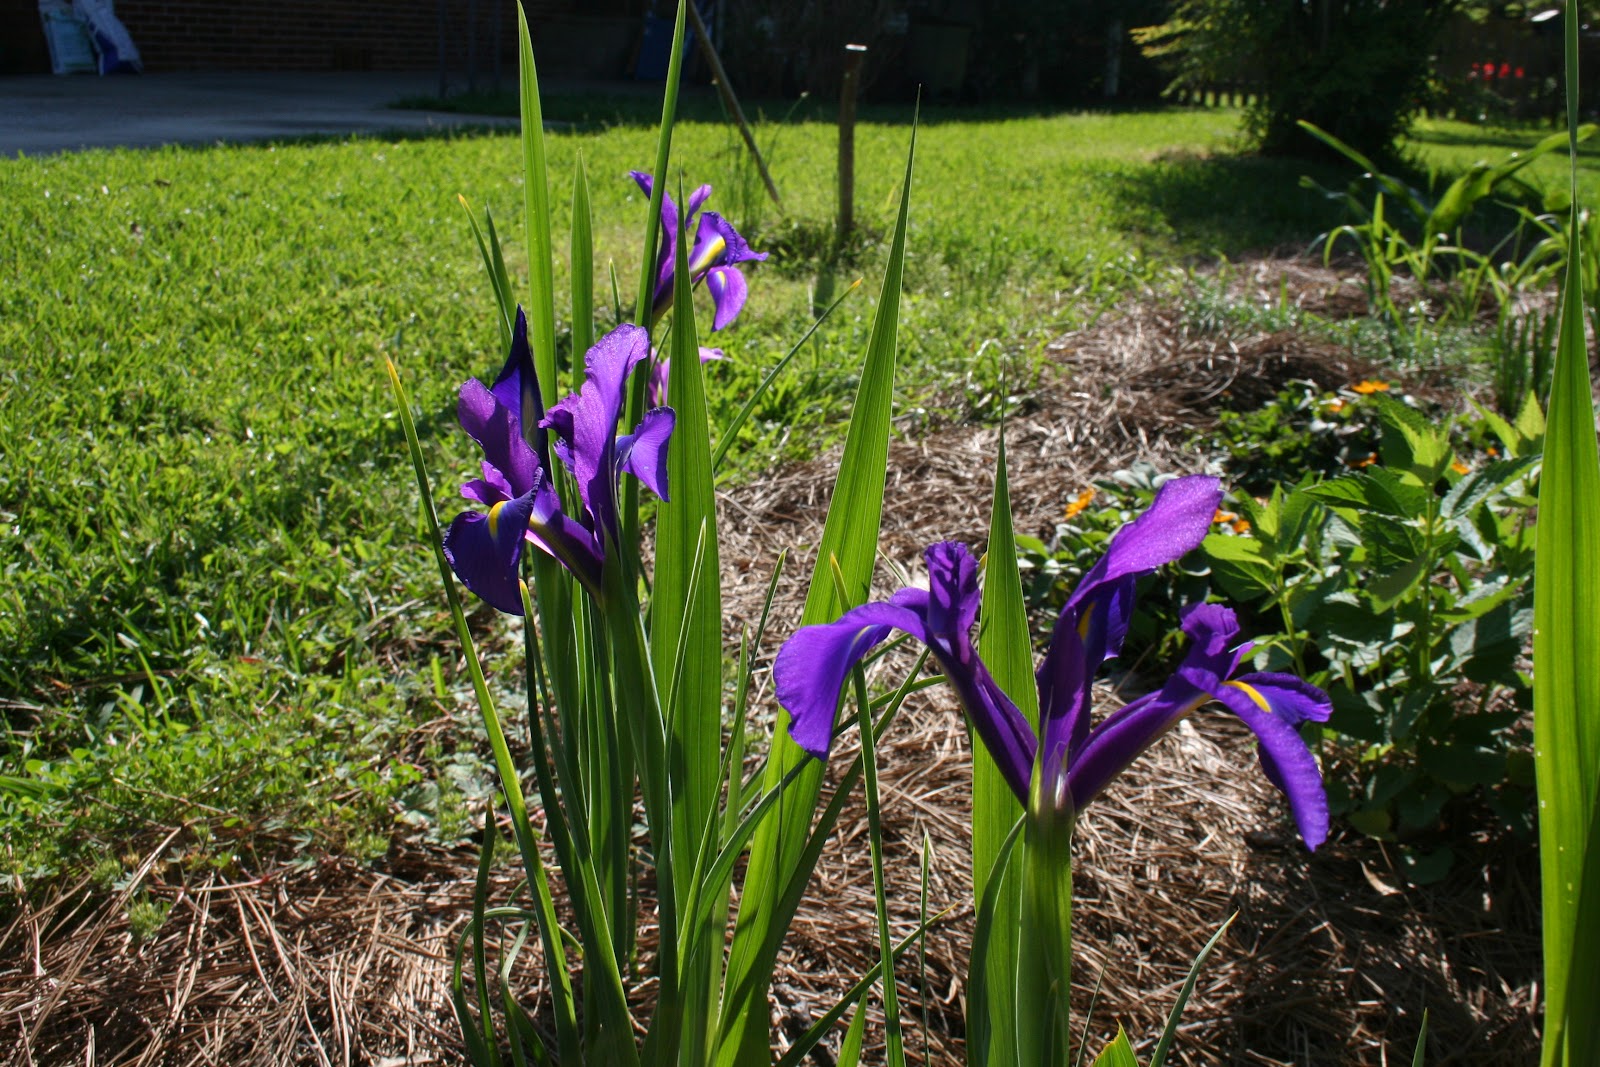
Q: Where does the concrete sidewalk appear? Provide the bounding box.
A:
[0,72,519,156]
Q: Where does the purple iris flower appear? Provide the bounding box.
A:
[442,312,675,613]
[631,171,767,331]
[772,475,1334,849]
[646,345,724,409]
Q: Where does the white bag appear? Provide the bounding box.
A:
[72,0,143,74]
[39,0,96,75]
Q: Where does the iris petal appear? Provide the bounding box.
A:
[617,406,675,503]
[443,488,539,616]
[542,324,651,537]
[1212,684,1330,849]
[1064,475,1222,617]
[1230,672,1334,727]
[706,265,748,331]
[774,593,930,759]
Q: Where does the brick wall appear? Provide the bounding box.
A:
[122,0,582,72]
[9,0,589,75]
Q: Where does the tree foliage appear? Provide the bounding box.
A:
[1134,0,1463,162]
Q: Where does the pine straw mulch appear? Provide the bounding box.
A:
[2,258,1541,1066]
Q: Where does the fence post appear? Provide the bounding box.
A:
[838,43,868,248]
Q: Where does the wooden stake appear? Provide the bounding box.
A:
[838,43,868,247]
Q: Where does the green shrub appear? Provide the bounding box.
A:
[1135,0,1461,161]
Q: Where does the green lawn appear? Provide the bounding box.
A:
[1,103,1586,887]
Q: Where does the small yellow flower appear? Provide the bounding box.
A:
[1064,487,1096,519]
[1451,460,1470,475]
[1323,397,1347,414]
[1351,452,1378,468]
[1351,379,1391,395]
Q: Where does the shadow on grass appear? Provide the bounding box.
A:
[1109,151,1353,258]
[395,87,1196,130]
[1408,123,1600,162]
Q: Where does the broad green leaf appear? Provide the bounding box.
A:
[1018,806,1073,1067]
[1304,471,1424,518]
[1374,395,1450,479]
[652,186,724,911]
[968,818,1025,1067]
[717,117,917,1067]
[1440,455,1541,524]
[970,430,1036,1067]
[1201,533,1276,603]
[1536,11,1600,1064]
[515,5,557,405]
[1092,1027,1140,1067]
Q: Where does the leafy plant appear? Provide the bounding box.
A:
[1300,118,1590,371]
[1202,394,1542,878]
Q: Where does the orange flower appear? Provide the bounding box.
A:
[1451,460,1470,475]
[1351,379,1391,395]
[1212,509,1251,533]
[1064,487,1096,519]
[1350,452,1378,468]
[1323,397,1347,414]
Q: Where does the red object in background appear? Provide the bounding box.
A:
[1499,62,1512,78]
[1516,66,1526,78]
[1483,60,1498,78]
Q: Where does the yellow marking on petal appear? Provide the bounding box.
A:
[1077,603,1095,639]
[688,234,727,275]
[487,500,507,539]
[1225,679,1272,714]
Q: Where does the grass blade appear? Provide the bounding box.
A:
[836,994,870,1067]
[458,195,514,349]
[571,152,595,361]
[516,3,557,405]
[1148,913,1237,1067]
[386,359,636,1066]
[710,277,863,473]
[1535,10,1600,1065]
[850,665,907,1066]
[718,112,917,1067]
[633,0,688,330]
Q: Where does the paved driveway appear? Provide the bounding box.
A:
[0,72,518,156]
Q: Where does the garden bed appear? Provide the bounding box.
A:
[2,260,1541,1066]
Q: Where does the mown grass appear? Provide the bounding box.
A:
[3,102,1592,890]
